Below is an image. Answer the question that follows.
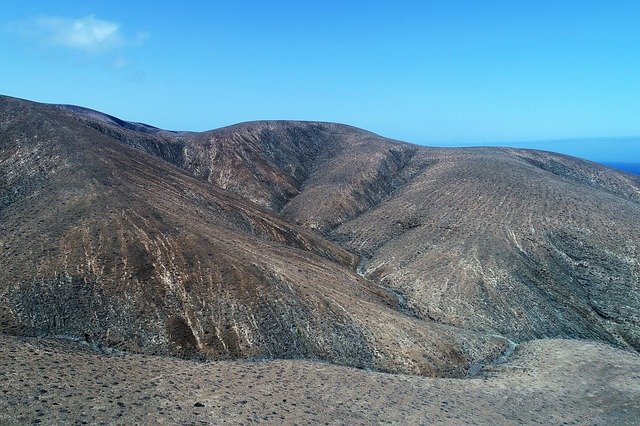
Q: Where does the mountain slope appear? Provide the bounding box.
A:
[0,95,508,377]
[51,109,424,229]
[336,147,640,349]
[58,107,640,351]
[2,94,639,381]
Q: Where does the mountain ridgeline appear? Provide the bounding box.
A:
[1,95,639,377]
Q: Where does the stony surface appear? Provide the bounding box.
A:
[1,334,638,425]
[88,113,640,352]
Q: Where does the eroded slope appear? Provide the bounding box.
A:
[48,101,640,352]
[336,148,640,349]
[0,95,507,376]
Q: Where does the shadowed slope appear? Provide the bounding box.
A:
[0,95,508,376]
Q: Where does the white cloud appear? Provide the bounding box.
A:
[7,14,146,53]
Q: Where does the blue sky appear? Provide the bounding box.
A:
[1,1,639,162]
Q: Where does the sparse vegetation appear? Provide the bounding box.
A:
[1,95,639,423]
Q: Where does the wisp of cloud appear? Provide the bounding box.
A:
[6,14,147,54]
[40,15,122,52]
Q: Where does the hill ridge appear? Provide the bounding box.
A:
[1,94,639,379]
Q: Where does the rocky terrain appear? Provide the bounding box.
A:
[185,124,640,350]
[0,96,506,377]
[1,94,640,423]
[53,99,640,351]
[1,334,639,424]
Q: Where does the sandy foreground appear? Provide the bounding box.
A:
[1,334,638,425]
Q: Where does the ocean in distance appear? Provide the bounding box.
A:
[601,162,640,176]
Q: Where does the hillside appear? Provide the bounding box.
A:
[179,125,640,351]
[0,95,508,377]
[55,102,640,351]
[1,94,640,374]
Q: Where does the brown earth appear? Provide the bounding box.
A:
[58,100,640,351]
[0,95,506,377]
[51,102,640,353]
[1,94,640,422]
[181,123,640,350]
[1,334,638,425]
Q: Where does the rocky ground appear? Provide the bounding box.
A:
[1,334,638,425]
[2,96,640,424]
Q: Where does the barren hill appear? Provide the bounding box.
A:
[182,124,640,351]
[0,95,508,377]
[56,103,640,351]
[1,94,639,378]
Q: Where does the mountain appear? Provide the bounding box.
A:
[1,94,639,380]
[0,95,506,377]
[184,126,640,351]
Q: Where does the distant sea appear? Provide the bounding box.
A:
[601,162,640,176]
